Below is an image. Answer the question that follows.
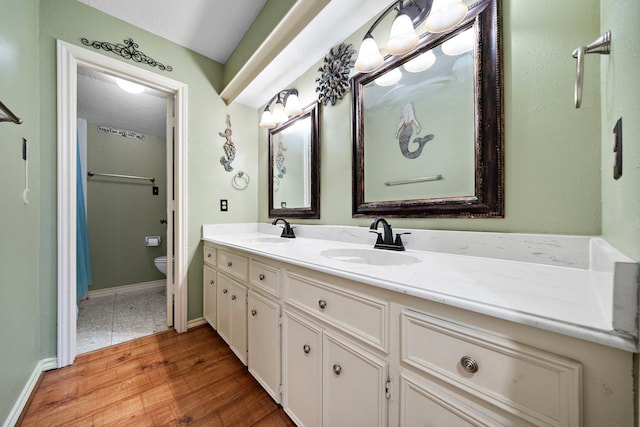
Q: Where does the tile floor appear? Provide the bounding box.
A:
[76,286,169,354]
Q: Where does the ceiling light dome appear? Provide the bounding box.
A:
[115,77,144,94]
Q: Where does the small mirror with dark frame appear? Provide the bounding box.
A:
[352,0,503,218]
[268,102,320,219]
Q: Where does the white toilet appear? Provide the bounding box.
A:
[153,255,173,276]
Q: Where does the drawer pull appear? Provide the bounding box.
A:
[259,274,265,280]
[251,309,257,316]
[332,364,342,375]
[209,280,214,285]
[303,344,311,354]
[460,356,479,374]
[231,295,237,301]
[318,299,327,309]
[227,261,233,267]
[223,289,228,294]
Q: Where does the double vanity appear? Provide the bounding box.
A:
[202,222,638,426]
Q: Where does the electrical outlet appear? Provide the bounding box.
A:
[613,118,622,180]
[220,199,228,212]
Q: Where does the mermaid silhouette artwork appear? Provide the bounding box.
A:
[219,114,236,172]
[395,103,434,159]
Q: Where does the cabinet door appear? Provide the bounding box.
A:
[283,311,322,427]
[323,331,388,427]
[228,279,247,365]
[248,290,280,403]
[203,265,217,329]
[216,272,232,345]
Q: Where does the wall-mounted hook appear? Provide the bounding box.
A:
[572,30,611,108]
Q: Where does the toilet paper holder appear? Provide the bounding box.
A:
[145,236,162,246]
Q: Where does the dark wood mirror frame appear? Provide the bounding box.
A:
[352,0,503,218]
[268,101,320,219]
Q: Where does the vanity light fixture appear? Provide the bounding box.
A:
[115,77,145,94]
[375,68,403,86]
[441,28,474,55]
[259,89,303,129]
[354,0,468,73]
[404,49,436,72]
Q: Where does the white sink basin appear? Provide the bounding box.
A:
[321,248,420,266]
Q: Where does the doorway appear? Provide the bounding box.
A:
[76,66,170,353]
[56,40,188,368]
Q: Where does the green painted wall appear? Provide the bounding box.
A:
[223,0,297,87]
[600,1,640,261]
[0,0,41,421]
[258,0,603,237]
[86,124,167,290]
[37,0,260,358]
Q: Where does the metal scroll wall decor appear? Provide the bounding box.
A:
[315,43,355,106]
[81,38,173,72]
[219,114,236,172]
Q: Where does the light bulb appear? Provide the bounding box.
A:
[425,0,468,33]
[384,13,419,56]
[374,68,402,87]
[404,50,436,73]
[115,77,144,94]
[442,28,474,55]
[259,110,275,129]
[355,35,384,73]
[284,93,303,116]
[272,101,288,124]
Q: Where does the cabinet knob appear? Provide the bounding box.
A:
[259,274,265,281]
[332,364,342,375]
[223,289,228,294]
[318,300,327,309]
[251,309,257,316]
[209,280,214,285]
[231,295,237,301]
[303,344,311,354]
[227,261,233,267]
[207,253,212,258]
[460,356,479,374]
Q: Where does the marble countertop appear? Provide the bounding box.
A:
[202,223,639,352]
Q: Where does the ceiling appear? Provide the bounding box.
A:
[76,0,395,135]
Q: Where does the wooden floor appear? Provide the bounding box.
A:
[19,325,295,426]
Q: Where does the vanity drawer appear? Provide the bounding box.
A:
[203,245,217,267]
[285,272,388,352]
[249,260,280,297]
[401,310,582,427]
[218,250,248,282]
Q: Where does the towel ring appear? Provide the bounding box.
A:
[232,171,250,190]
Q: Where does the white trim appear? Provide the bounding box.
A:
[187,317,208,329]
[56,40,189,368]
[85,280,166,299]
[2,357,57,427]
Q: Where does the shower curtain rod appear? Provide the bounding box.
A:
[88,171,155,182]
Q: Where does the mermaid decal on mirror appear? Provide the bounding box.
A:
[396,103,434,159]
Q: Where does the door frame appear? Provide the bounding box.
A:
[56,40,189,368]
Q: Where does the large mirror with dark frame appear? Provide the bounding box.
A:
[268,102,320,219]
[352,0,502,218]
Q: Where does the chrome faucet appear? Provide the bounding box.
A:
[272,217,296,238]
[369,217,409,251]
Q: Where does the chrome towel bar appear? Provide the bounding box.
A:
[88,171,155,182]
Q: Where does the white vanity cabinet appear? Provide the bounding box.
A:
[216,271,248,365]
[283,309,388,427]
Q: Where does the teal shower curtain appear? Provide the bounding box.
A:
[77,138,92,301]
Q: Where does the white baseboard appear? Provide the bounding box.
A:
[187,317,207,329]
[86,279,166,299]
[3,357,57,427]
